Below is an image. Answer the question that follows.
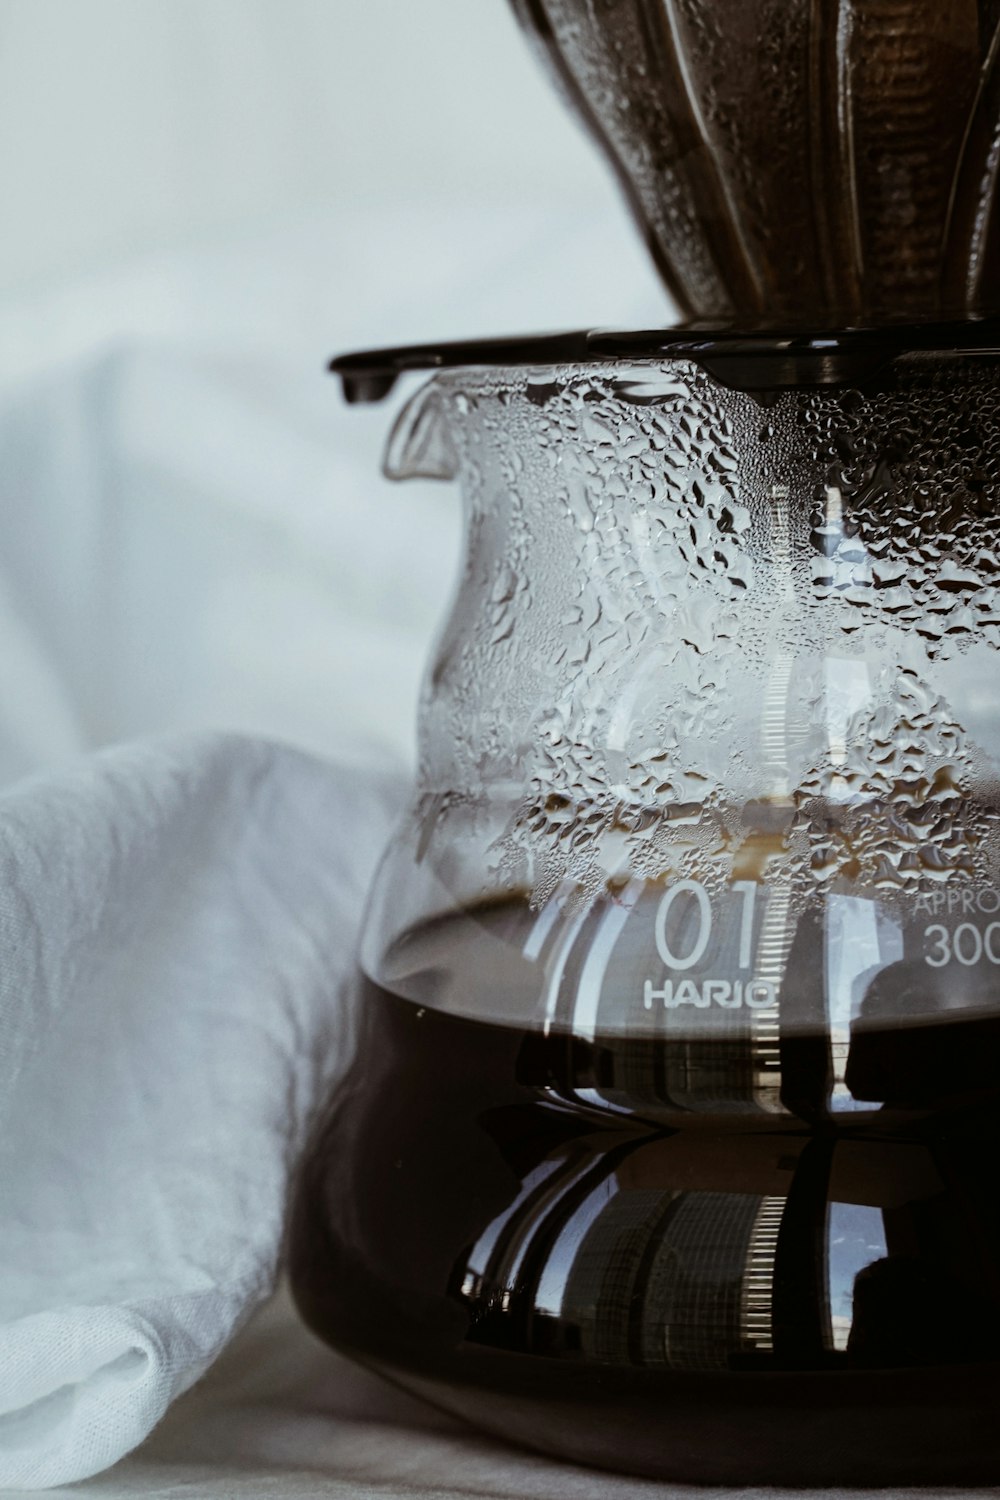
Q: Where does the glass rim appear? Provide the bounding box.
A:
[330,318,1000,405]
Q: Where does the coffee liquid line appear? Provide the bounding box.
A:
[291,881,1000,1486]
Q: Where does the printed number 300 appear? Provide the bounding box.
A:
[925,922,1000,968]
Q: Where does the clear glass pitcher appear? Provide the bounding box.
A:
[290,330,1000,1485]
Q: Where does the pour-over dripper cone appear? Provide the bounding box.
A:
[512,0,1000,327]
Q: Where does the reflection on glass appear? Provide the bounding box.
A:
[828,1202,887,1351]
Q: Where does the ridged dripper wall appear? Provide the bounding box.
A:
[392,357,1000,916]
[511,0,1000,326]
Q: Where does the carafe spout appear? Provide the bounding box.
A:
[383,379,458,482]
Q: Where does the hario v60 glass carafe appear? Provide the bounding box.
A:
[291,4,1000,1486]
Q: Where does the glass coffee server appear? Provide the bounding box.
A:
[291,2,1000,1484]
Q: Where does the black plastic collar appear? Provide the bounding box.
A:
[330,320,1000,402]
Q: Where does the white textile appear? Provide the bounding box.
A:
[30,1285,977,1500]
[0,733,398,1487]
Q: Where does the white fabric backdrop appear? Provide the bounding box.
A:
[0,0,617,298]
[0,731,402,1488]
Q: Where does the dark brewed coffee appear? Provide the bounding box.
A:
[290,900,1000,1486]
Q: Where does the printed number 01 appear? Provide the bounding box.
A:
[654,880,757,972]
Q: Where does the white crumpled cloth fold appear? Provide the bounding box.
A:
[0,731,398,1489]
